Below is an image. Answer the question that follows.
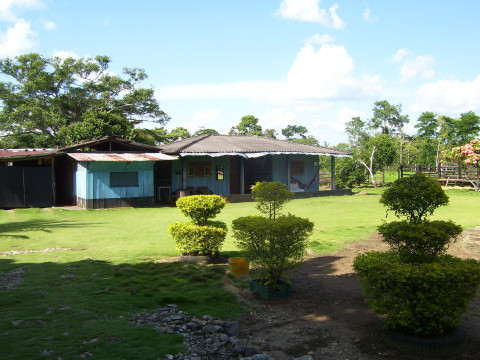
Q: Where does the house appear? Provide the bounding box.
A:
[0,135,350,209]
[158,134,350,199]
[0,136,176,209]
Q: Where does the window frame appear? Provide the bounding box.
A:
[110,171,139,187]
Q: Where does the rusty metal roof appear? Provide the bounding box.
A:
[66,152,178,162]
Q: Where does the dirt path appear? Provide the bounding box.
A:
[235,230,480,360]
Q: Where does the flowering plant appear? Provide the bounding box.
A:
[442,139,480,190]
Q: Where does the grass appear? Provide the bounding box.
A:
[1,188,480,359]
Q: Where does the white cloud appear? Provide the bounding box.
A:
[44,21,55,30]
[261,108,296,132]
[400,55,435,83]
[52,50,80,59]
[159,44,381,105]
[0,19,36,57]
[276,0,346,29]
[363,6,378,22]
[189,109,220,130]
[337,107,364,131]
[0,0,43,22]
[285,44,380,101]
[414,75,480,114]
[304,33,334,45]
[392,48,410,62]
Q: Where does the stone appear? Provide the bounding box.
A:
[225,320,240,336]
[244,347,259,357]
[294,356,314,360]
[203,324,223,334]
[252,354,270,360]
[11,320,23,327]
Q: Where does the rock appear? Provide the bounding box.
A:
[225,320,240,336]
[41,350,54,356]
[203,324,223,334]
[11,320,23,327]
[130,305,270,360]
[36,320,47,326]
[294,356,313,360]
[244,347,259,357]
[252,354,270,360]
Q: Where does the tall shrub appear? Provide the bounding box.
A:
[354,174,480,336]
[232,181,313,285]
[169,195,227,256]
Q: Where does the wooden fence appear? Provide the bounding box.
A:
[400,164,480,185]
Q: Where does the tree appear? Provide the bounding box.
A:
[165,127,191,142]
[229,115,263,136]
[193,127,219,137]
[263,128,278,139]
[451,111,480,146]
[369,100,409,165]
[282,125,308,140]
[357,134,397,187]
[0,53,169,148]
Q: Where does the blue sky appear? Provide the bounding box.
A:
[1,0,480,145]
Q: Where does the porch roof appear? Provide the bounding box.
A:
[159,135,350,157]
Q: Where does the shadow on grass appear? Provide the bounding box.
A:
[0,219,98,239]
[0,256,240,360]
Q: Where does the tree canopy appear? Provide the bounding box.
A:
[0,53,169,148]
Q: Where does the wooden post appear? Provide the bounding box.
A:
[51,155,57,206]
[240,157,245,194]
[330,156,336,190]
[286,155,291,190]
[182,157,187,189]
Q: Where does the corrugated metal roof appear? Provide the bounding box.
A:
[159,134,350,157]
[67,153,178,162]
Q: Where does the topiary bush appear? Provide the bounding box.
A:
[169,195,227,256]
[354,251,480,335]
[175,195,226,225]
[232,214,314,286]
[169,221,227,256]
[354,173,480,337]
[251,181,293,220]
[380,173,449,224]
[377,220,463,264]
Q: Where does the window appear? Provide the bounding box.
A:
[290,161,305,176]
[110,172,139,187]
[187,161,211,177]
[216,165,224,180]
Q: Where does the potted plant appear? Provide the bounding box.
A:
[353,174,480,356]
[169,195,227,262]
[231,181,314,299]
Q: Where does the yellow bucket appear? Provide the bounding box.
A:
[228,257,249,277]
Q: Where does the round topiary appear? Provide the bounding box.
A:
[380,173,449,223]
[353,251,480,336]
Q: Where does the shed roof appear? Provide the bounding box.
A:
[60,135,160,152]
[159,134,350,157]
[67,153,178,162]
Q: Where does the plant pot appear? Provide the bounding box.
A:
[249,279,291,300]
[383,326,467,358]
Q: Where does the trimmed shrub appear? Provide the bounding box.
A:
[380,173,449,223]
[231,214,314,285]
[251,181,293,220]
[169,221,227,256]
[170,195,227,256]
[354,251,480,335]
[377,220,463,263]
[176,195,226,225]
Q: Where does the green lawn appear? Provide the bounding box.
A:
[1,189,479,359]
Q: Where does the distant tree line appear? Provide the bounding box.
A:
[335,100,480,187]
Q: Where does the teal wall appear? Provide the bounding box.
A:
[170,154,321,195]
[171,156,230,194]
[75,161,154,200]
